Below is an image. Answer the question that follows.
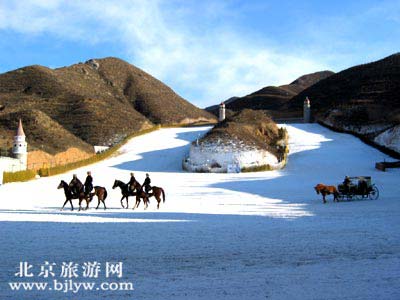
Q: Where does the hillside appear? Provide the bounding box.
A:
[0,110,94,155]
[202,109,282,155]
[206,71,333,116]
[288,53,400,153]
[289,54,400,121]
[0,57,216,155]
[95,58,215,124]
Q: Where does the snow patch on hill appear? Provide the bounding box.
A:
[374,125,400,152]
[322,117,391,135]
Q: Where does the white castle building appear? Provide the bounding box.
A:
[12,119,28,167]
[0,119,28,183]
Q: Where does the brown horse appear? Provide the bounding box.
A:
[58,180,92,211]
[131,181,151,210]
[314,183,339,203]
[90,186,108,210]
[147,186,166,209]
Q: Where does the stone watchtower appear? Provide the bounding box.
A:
[219,102,226,122]
[303,97,311,123]
[12,119,28,168]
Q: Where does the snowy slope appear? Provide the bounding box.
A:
[0,124,399,299]
[375,124,400,153]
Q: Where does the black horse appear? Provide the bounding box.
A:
[57,180,92,211]
[112,179,136,208]
[112,179,149,209]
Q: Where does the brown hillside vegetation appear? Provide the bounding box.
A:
[289,53,400,125]
[206,71,333,115]
[201,109,283,156]
[0,57,216,155]
[0,110,93,155]
[95,58,214,124]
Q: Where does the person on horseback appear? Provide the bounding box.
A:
[69,174,83,198]
[343,176,351,194]
[142,173,152,195]
[84,171,93,196]
[128,172,137,192]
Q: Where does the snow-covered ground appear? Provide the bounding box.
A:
[0,124,399,299]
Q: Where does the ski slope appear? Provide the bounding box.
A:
[0,124,399,299]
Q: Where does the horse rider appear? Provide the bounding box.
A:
[142,173,152,195]
[84,171,93,196]
[128,172,137,192]
[343,176,351,194]
[69,174,83,198]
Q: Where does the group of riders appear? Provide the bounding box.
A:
[69,171,152,198]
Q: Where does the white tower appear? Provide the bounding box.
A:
[303,97,311,123]
[12,119,27,169]
[219,102,226,122]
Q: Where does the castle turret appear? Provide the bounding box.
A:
[12,119,27,168]
[303,97,311,123]
[219,102,226,122]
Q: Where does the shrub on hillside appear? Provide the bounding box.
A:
[3,169,36,183]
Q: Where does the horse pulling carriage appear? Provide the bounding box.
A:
[315,176,379,203]
[337,176,379,201]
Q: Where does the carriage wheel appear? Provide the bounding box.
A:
[369,186,379,200]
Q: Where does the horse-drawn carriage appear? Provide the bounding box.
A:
[337,176,379,201]
[315,176,379,203]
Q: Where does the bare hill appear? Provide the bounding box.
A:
[289,54,400,124]
[95,58,215,124]
[206,71,333,115]
[0,57,216,154]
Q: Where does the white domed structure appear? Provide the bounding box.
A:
[12,119,28,169]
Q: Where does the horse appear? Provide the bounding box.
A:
[111,179,148,209]
[147,186,166,209]
[112,179,135,208]
[90,186,108,210]
[57,180,92,211]
[130,181,151,210]
[314,183,339,203]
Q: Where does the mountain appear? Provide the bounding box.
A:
[289,54,400,123]
[93,58,216,124]
[288,53,400,155]
[0,57,216,155]
[205,71,334,116]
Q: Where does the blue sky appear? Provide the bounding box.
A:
[0,0,399,108]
